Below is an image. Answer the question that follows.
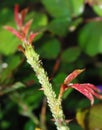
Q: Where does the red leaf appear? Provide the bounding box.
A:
[60,69,102,105]
[22,20,33,36]
[71,83,102,105]
[14,4,22,28]
[64,69,85,85]
[29,32,38,43]
[71,83,94,105]
[20,8,28,24]
[18,45,25,53]
[14,5,28,29]
[4,26,23,40]
[59,84,68,99]
[84,83,101,92]
[81,84,102,99]
[14,4,19,26]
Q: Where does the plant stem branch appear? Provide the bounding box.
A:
[24,44,70,130]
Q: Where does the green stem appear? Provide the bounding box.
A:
[9,93,39,125]
[19,102,39,125]
[24,44,70,130]
[27,111,39,125]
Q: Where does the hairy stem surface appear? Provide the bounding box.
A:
[24,44,70,130]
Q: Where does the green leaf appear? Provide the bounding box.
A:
[48,18,70,36]
[53,72,66,86]
[6,55,21,70]
[42,0,84,18]
[0,0,23,7]
[26,11,48,41]
[79,21,102,56]
[20,87,43,110]
[0,82,25,95]
[24,120,35,130]
[40,38,61,59]
[26,11,48,31]
[48,18,82,36]
[0,29,20,55]
[93,5,102,16]
[61,47,81,63]
[24,91,43,109]
[63,88,73,100]
[0,11,48,56]
[92,3,102,16]
[0,8,20,55]
[76,104,102,130]
[68,18,83,32]
[69,122,83,130]
[52,72,67,95]
[0,8,13,25]
[0,55,21,84]
[1,121,10,129]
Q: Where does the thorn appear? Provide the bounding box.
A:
[39,87,44,91]
[65,119,73,123]
[50,118,55,122]
[51,118,73,124]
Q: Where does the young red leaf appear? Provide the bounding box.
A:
[70,83,94,105]
[71,83,102,105]
[14,4,22,29]
[18,45,25,53]
[81,84,102,100]
[22,20,33,36]
[14,4,19,26]
[59,69,102,105]
[58,84,68,99]
[64,69,85,85]
[4,26,23,40]
[14,5,28,29]
[85,83,101,92]
[29,32,39,43]
[20,8,28,24]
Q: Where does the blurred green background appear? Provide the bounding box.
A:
[1,0,102,130]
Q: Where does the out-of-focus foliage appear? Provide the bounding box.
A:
[42,0,84,18]
[79,21,102,56]
[0,0,102,130]
[76,104,102,130]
